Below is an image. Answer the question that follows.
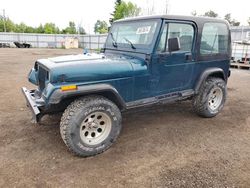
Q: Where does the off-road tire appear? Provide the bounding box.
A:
[60,95,122,157]
[192,77,227,118]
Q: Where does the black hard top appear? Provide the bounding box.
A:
[115,15,228,25]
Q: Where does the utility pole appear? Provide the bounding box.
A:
[3,9,6,32]
[165,0,169,15]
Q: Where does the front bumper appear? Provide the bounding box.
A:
[21,87,42,123]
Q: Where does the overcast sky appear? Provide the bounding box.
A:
[1,0,250,33]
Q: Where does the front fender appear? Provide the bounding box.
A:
[48,84,127,110]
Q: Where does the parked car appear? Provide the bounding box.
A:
[14,41,31,48]
[22,15,231,157]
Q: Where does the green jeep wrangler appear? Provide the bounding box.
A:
[22,15,231,157]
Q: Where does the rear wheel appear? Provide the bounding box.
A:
[192,77,227,118]
[60,95,122,157]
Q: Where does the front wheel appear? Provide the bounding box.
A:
[60,96,122,157]
[192,77,227,118]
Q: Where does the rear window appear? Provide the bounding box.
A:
[200,22,229,55]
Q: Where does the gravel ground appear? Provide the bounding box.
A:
[0,48,250,188]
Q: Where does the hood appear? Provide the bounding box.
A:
[37,53,146,83]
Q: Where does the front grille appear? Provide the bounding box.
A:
[38,66,48,92]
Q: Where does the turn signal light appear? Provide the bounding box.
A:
[61,85,77,91]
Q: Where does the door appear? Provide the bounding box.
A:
[151,21,196,95]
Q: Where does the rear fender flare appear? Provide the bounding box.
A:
[195,68,226,94]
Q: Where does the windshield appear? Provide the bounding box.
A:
[106,20,159,49]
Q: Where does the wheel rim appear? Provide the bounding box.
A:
[208,87,223,111]
[80,112,112,146]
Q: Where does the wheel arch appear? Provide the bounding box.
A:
[195,68,226,94]
[49,84,127,110]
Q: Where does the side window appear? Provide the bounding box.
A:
[157,23,194,52]
[200,23,229,55]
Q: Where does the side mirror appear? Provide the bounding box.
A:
[168,37,180,52]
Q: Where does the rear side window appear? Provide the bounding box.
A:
[200,23,229,55]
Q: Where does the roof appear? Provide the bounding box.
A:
[114,15,228,25]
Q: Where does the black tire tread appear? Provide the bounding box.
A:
[60,95,121,157]
[192,77,226,118]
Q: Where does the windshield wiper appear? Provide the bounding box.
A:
[123,37,136,49]
[110,33,118,48]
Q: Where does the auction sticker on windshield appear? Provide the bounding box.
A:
[136,26,151,34]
